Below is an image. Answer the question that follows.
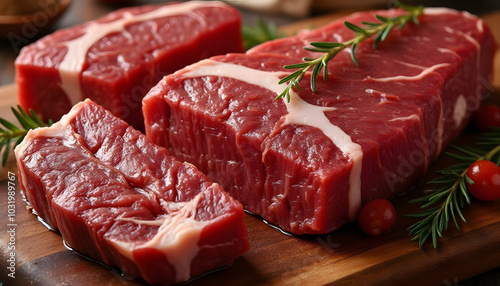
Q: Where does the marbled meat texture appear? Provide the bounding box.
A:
[14,99,250,285]
[15,1,243,131]
[143,8,497,235]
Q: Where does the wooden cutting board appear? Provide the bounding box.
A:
[1,10,500,286]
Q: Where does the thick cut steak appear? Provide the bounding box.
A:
[143,8,497,234]
[15,1,242,131]
[15,99,250,285]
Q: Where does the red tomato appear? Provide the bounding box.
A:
[357,199,396,236]
[474,104,500,132]
[466,160,500,201]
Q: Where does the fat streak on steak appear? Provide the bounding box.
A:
[14,99,250,285]
[143,8,497,235]
[15,1,243,131]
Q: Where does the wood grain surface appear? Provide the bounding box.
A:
[1,9,500,286]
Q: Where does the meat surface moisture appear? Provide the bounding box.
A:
[14,99,250,285]
[143,8,497,234]
[15,1,243,131]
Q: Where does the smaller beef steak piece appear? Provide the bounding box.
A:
[15,99,249,285]
[15,1,243,131]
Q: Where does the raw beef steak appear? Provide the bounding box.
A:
[15,1,243,131]
[143,8,497,234]
[15,99,250,284]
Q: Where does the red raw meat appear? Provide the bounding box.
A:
[143,8,497,234]
[15,1,243,131]
[14,99,249,285]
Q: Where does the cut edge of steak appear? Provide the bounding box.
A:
[14,99,250,284]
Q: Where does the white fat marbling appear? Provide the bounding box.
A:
[58,1,226,105]
[111,190,211,282]
[388,114,420,123]
[437,48,460,58]
[422,7,459,16]
[183,59,363,221]
[453,95,468,128]
[14,99,88,158]
[367,63,450,83]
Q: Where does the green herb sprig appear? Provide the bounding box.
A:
[0,106,52,166]
[242,17,284,50]
[277,1,424,102]
[405,128,500,248]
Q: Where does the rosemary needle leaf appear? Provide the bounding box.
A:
[0,106,51,166]
[277,1,423,101]
[242,18,283,50]
[279,69,303,84]
[450,145,483,158]
[283,62,310,69]
[426,191,450,206]
[420,236,429,246]
[464,175,474,185]
[408,215,434,234]
[375,15,389,23]
[311,63,323,92]
[2,140,11,166]
[14,135,24,147]
[459,180,472,205]
[443,203,450,227]
[0,117,19,132]
[439,162,472,172]
[373,31,383,49]
[302,57,317,62]
[443,153,476,163]
[398,20,407,30]
[13,106,38,130]
[437,169,462,177]
[322,59,329,81]
[405,206,441,219]
[412,15,421,25]
[428,176,458,185]
[420,229,432,247]
[304,47,331,54]
[380,22,394,42]
[30,108,49,127]
[310,42,345,49]
[361,21,381,27]
[449,198,459,229]
[344,21,367,35]
[407,192,436,204]
[436,216,445,236]
[455,203,467,224]
[431,227,438,248]
[276,88,290,102]
[350,43,359,66]
[0,140,7,157]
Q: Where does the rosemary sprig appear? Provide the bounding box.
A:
[242,17,283,50]
[0,106,52,166]
[276,1,424,102]
[406,128,500,248]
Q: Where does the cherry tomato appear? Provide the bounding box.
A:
[474,104,500,132]
[466,160,500,201]
[357,199,396,236]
